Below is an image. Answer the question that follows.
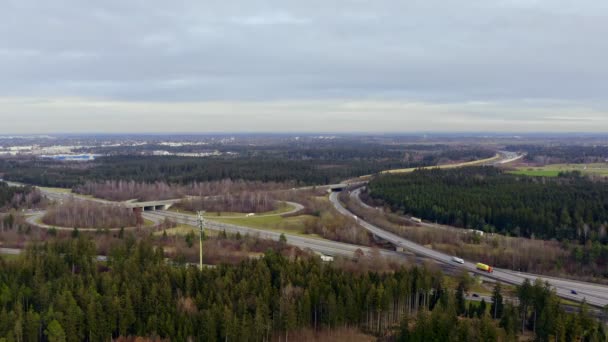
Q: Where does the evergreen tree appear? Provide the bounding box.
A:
[491,283,504,319]
[477,299,487,318]
[45,320,66,342]
[455,282,466,316]
[499,303,519,340]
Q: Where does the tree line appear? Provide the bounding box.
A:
[0,147,495,188]
[368,166,608,244]
[73,179,292,202]
[506,144,608,164]
[346,189,608,281]
[397,274,606,341]
[0,182,45,211]
[176,192,277,214]
[1,237,604,341]
[42,200,141,229]
[0,237,448,341]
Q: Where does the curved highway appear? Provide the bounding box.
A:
[143,210,403,260]
[14,152,608,307]
[329,190,608,307]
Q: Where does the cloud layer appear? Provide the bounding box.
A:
[1,0,607,132]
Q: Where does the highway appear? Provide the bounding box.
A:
[12,151,608,307]
[143,210,408,260]
[15,183,412,261]
[494,151,526,165]
[329,190,608,308]
[142,210,469,274]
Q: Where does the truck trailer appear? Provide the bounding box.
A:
[476,263,493,273]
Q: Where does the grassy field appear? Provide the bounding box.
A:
[208,214,321,238]
[510,163,608,177]
[199,202,296,218]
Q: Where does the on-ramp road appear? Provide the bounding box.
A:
[15,152,608,307]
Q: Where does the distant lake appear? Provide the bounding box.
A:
[40,154,98,161]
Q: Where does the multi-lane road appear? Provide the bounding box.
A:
[143,210,415,261]
[10,152,608,307]
[329,190,608,307]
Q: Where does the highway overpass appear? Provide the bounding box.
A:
[14,151,608,307]
[124,199,179,211]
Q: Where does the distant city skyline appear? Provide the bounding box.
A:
[1,1,607,133]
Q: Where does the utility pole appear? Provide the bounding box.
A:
[197,211,205,271]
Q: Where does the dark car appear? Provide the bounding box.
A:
[570,290,578,295]
[472,293,479,298]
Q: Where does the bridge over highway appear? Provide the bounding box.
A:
[124,199,180,211]
[11,151,608,307]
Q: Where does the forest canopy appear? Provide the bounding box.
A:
[0,147,495,188]
[368,166,608,243]
[0,237,602,341]
[41,200,141,229]
[506,144,608,164]
[0,181,44,211]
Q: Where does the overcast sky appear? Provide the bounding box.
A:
[1,0,607,133]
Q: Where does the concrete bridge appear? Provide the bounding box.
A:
[329,183,347,192]
[124,199,180,211]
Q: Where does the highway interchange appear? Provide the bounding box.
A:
[10,152,608,308]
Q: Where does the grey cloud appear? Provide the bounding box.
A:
[0,0,607,132]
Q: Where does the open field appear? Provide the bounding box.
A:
[208,214,321,238]
[182,202,296,217]
[510,163,608,177]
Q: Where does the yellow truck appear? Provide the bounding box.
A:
[476,263,493,273]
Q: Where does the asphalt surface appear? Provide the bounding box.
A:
[144,210,405,260]
[329,190,608,308]
[12,152,608,307]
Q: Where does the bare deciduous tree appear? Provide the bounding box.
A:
[42,200,139,229]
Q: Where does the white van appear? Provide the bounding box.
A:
[451,256,465,264]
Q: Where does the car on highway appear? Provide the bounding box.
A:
[451,256,464,264]
[472,293,479,298]
[570,290,578,295]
